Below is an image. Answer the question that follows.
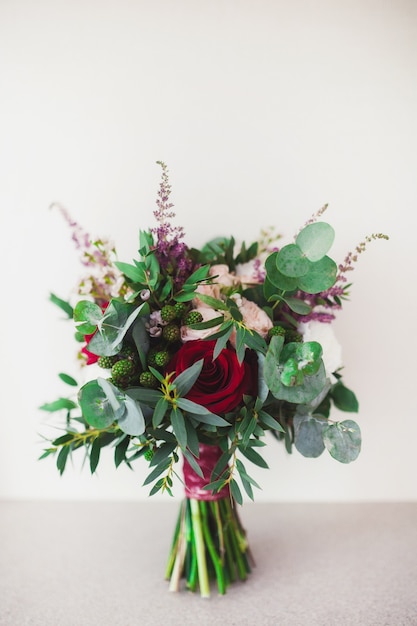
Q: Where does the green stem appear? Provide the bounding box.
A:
[190,498,210,598]
[200,501,226,595]
[165,501,183,579]
[221,498,248,581]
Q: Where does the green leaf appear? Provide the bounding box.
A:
[142,458,171,486]
[131,318,150,370]
[56,446,70,475]
[264,253,299,291]
[49,293,73,318]
[88,300,147,356]
[230,479,243,505]
[323,420,361,463]
[39,398,78,412]
[187,316,224,330]
[90,437,101,473]
[58,373,78,387]
[184,420,200,457]
[296,222,335,262]
[194,293,228,311]
[178,402,230,426]
[173,359,204,396]
[331,382,359,413]
[273,361,327,404]
[114,435,130,468]
[74,300,102,329]
[277,244,310,278]
[239,446,269,469]
[152,397,169,428]
[184,264,210,285]
[117,395,146,436]
[171,407,187,450]
[212,323,234,359]
[126,387,162,406]
[183,449,204,479]
[263,334,285,395]
[297,256,337,294]
[78,380,116,429]
[210,451,231,481]
[258,409,285,433]
[149,441,177,467]
[52,433,75,446]
[114,261,148,284]
[293,414,326,458]
[282,297,312,316]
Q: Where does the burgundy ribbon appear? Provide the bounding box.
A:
[183,443,230,501]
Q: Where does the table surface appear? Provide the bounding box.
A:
[1,501,416,626]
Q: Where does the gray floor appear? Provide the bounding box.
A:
[1,501,416,625]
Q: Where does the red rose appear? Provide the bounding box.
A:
[167,340,257,414]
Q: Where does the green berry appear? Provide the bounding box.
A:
[111,359,135,381]
[285,330,303,343]
[146,347,159,367]
[161,305,177,323]
[120,344,136,360]
[144,449,154,462]
[174,302,187,319]
[155,350,170,367]
[139,371,159,388]
[162,323,181,343]
[268,325,286,338]
[97,355,118,369]
[183,310,203,325]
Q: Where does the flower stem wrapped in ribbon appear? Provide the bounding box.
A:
[40,162,388,597]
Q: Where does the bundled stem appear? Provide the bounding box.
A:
[166,495,252,597]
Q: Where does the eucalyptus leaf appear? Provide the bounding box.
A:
[297,256,337,294]
[78,380,115,429]
[117,395,146,436]
[264,253,299,291]
[296,222,335,262]
[277,244,310,278]
[323,420,361,463]
[293,414,326,458]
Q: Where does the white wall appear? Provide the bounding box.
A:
[1,0,416,502]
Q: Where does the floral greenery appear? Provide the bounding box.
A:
[40,162,387,595]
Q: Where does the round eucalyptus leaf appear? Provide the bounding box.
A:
[296,222,335,261]
[264,253,299,291]
[73,300,102,324]
[323,419,361,463]
[78,380,115,429]
[297,256,337,294]
[293,415,326,458]
[296,341,323,364]
[272,361,327,403]
[280,358,303,387]
[277,244,310,278]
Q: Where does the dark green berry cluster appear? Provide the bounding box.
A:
[97,342,140,388]
[268,325,303,343]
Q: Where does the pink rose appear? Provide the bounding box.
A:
[238,297,273,338]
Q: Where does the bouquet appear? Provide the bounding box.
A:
[40,162,387,597]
